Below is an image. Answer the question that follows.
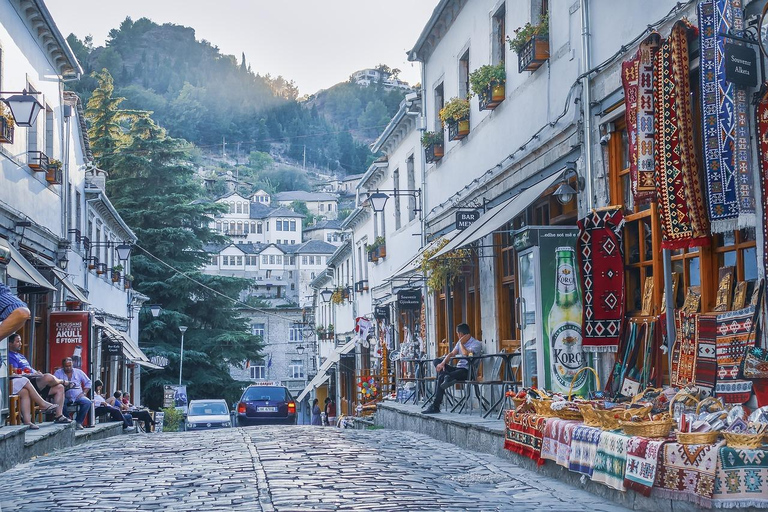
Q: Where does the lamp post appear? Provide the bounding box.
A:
[178,325,188,386]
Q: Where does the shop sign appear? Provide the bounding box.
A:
[103,339,123,357]
[397,289,422,310]
[725,42,757,87]
[374,306,389,321]
[48,312,89,374]
[456,210,480,230]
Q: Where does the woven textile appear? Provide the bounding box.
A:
[699,0,755,232]
[654,21,710,249]
[568,425,603,477]
[541,418,580,468]
[672,311,699,387]
[697,313,719,396]
[622,35,660,204]
[591,430,631,491]
[757,91,768,275]
[712,446,768,508]
[577,207,625,353]
[504,410,547,466]
[653,440,724,507]
[716,305,756,384]
[624,437,667,497]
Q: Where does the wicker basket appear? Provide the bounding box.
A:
[723,432,766,449]
[619,418,676,438]
[695,397,724,414]
[676,430,721,445]
[630,387,663,406]
[597,404,652,431]
[578,404,603,427]
[550,367,602,421]
[528,389,557,418]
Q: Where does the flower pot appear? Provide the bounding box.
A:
[448,119,470,141]
[112,272,120,283]
[28,151,49,171]
[377,245,386,259]
[0,117,14,144]
[479,83,506,110]
[425,142,444,163]
[518,35,550,73]
[45,167,62,185]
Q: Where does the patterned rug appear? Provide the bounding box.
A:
[577,207,625,353]
[672,311,698,387]
[541,418,580,468]
[757,89,768,277]
[653,440,724,507]
[712,446,768,508]
[504,410,547,466]
[624,437,667,497]
[716,305,756,403]
[654,20,710,249]
[698,0,755,232]
[622,34,660,204]
[697,313,719,396]
[591,430,631,491]
[568,425,603,477]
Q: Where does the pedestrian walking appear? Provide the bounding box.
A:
[325,397,337,426]
[310,398,322,425]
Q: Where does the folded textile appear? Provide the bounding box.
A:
[504,411,547,466]
[653,440,724,507]
[541,418,580,468]
[591,430,632,491]
[568,425,604,477]
[696,313,719,396]
[712,445,768,508]
[624,437,667,497]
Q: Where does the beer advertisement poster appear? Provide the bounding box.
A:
[537,228,592,396]
[48,312,90,374]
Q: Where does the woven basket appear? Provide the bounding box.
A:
[528,389,557,418]
[723,432,766,449]
[578,404,603,427]
[511,397,526,409]
[630,387,663,406]
[696,397,724,414]
[597,404,652,431]
[676,430,721,445]
[551,367,602,422]
[619,418,675,438]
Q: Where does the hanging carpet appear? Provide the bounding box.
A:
[715,305,756,403]
[698,0,756,233]
[696,313,719,396]
[577,207,625,353]
[757,91,768,280]
[654,20,711,249]
[671,311,699,387]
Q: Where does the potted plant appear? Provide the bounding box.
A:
[508,13,550,73]
[421,131,445,163]
[96,263,107,275]
[439,97,470,141]
[316,325,326,337]
[419,238,473,293]
[111,264,123,282]
[367,240,380,262]
[0,104,14,144]
[124,274,133,290]
[88,258,99,271]
[469,63,506,110]
[46,159,63,185]
[331,287,345,305]
[374,236,386,259]
[326,324,334,340]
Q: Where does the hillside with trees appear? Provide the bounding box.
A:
[66,17,410,176]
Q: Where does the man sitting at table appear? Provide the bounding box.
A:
[54,357,91,430]
[423,323,482,414]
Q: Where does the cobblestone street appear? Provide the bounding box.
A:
[0,426,629,511]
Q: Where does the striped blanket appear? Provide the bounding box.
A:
[568,425,603,477]
[591,430,632,491]
[541,418,580,468]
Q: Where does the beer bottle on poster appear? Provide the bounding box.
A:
[547,247,586,394]
[72,344,82,369]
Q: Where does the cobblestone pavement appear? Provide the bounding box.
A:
[0,426,630,511]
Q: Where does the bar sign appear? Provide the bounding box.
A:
[456,210,480,230]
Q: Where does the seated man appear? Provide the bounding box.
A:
[422,323,482,414]
[110,390,155,431]
[93,380,132,429]
[0,283,30,340]
[54,357,91,430]
[8,333,73,424]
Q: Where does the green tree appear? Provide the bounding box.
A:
[357,99,390,139]
[291,201,319,227]
[104,115,262,408]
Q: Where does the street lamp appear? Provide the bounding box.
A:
[367,192,390,213]
[115,244,132,261]
[1,90,43,127]
[178,325,188,386]
[365,188,422,214]
[320,288,333,303]
[148,304,162,318]
[553,167,585,205]
[296,344,305,355]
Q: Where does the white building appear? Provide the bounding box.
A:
[274,191,339,220]
[351,68,413,91]
[303,220,344,246]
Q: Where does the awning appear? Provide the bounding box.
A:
[5,244,56,290]
[51,268,90,304]
[133,360,163,370]
[431,171,564,259]
[386,230,460,282]
[296,340,356,402]
[93,317,152,364]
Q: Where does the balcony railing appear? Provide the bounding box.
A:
[28,151,49,171]
[518,35,550,73]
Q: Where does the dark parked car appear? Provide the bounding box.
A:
[236,385,297,426]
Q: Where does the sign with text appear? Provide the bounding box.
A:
[48,312,89,374]
[725,42,757,87]
[374,306,389,321]
[397,289,422,310]
[456,210,480,230]
[103,338,123,358]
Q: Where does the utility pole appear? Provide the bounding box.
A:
[222,136,227,160]
[303,145,306,170]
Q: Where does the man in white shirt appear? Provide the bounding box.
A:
[54,357,92,429]
[423,323,482,414]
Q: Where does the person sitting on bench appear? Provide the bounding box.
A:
[422,323,482,415]
[54,357,91,430]
[93,380,133,429]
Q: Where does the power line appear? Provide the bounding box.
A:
[134,244,307,324]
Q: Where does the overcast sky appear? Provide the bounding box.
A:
[46,0,437,96]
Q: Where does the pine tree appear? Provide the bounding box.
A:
[105,114,263,408]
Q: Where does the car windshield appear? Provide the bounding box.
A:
[189,402,228,415]
[243,387,288,401]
